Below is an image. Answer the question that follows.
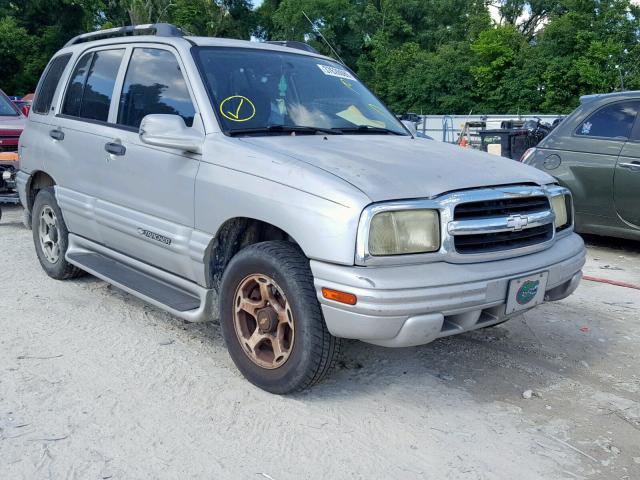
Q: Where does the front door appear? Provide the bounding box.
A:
[96,45,203,281]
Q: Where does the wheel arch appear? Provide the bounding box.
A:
[26,170,56,212]
[204,217,300,291]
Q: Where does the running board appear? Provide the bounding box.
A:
[66,234,215,322]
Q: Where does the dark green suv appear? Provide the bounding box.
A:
[523,92,640,241]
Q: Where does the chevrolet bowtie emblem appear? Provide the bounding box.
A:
[507,214,528,231]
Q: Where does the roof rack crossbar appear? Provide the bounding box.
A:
[64,23,186,47]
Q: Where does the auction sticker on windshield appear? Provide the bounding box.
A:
[317,64,356,81]
[505,271,548,314]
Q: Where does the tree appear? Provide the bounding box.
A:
[3,0,640,115]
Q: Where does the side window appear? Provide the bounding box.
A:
[62,49,124,121]
[61,52,92,117]
[576,101,639,139]
[32,53,72,115]
[117,48,195,129]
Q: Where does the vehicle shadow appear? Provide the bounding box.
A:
[580,232,640,254]
[0,219,23,228]
[296,301,613,403]
[0,205,24,228]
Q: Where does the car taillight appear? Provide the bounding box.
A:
[520,147,537,163]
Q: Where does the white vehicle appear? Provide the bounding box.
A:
[17,24,585,393]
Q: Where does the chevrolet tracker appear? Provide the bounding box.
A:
[17,24,585,393]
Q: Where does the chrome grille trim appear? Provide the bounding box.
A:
[448,209,555,236]
[355,185,574,266]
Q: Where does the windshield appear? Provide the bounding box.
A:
[194,47,407,136]
[0,93,19,116]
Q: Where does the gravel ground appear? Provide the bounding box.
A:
[1,204,639,480]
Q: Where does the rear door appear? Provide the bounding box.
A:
[559,100,638,220]
[52,46,126,243]
[614,116,640,228]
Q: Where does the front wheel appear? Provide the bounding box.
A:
[219,241,341,394]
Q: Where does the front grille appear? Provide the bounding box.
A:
[454,224,553,254]
[454,196,550,220]
[453,195,553,254]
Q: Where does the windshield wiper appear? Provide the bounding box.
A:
[228,125,342,136]
[336,125,407,136]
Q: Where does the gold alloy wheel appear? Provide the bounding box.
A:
[233,274,295,369]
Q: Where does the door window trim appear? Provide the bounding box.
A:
[55,43,200,135]
[112,43,200,132]
[31,53,73,116]
[57,45,127,124]
[628,101,640,142]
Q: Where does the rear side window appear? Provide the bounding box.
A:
[61,53,92,117]
[32,54,72,115]
[117,48,195,129]
[62,49,124,122]
[576,101,640,139]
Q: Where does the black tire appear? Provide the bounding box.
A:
[32,187,84,280]
[219,241,341,394]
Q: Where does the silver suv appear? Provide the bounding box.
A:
[18,24,585,393]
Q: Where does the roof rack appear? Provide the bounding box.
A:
[64,23,186,47]
[265,41,319,54]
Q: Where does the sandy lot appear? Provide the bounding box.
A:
[1,204,639,480]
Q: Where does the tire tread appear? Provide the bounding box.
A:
[220,240,342,393]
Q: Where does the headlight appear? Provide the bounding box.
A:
[369,209,440,255]
[550,194,569,229]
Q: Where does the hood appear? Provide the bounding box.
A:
[239,135,554,202]
[0,115,25,131]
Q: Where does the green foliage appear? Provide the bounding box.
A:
[2,0,640,115]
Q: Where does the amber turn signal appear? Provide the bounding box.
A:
[322,288,357,305]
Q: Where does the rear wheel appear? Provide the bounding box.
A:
[219,241,341,394]
[32,188,84,280]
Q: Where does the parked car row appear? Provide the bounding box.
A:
[0,89,25,215]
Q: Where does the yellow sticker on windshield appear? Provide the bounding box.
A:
[220,95,256,122]
[367,103,386,116]
[340,78,353,89]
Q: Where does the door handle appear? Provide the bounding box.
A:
[619,161,640,172]
[105,142,126,156]
[49,129,64,141]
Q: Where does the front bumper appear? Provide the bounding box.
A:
[312,233,585,347]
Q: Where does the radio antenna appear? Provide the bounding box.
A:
[302,10,345,65]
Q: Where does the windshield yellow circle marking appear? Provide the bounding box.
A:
[220,95,256,122]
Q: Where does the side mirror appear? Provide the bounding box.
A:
[21,105,30,117]
[139,114,203,153]
[401,120,417,136]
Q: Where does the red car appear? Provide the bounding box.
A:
[0,88,26,153]
[0,89,24,211]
